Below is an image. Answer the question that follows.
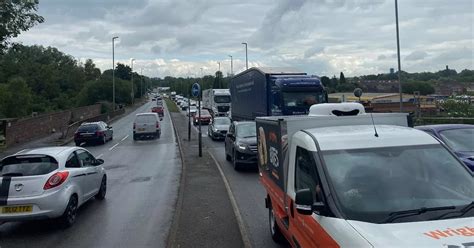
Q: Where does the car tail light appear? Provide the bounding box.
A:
[95,130,104,136]
[44,171,69,190]
[156,122,160,129]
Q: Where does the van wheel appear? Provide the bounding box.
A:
[269,202,285,243]
[59,195,78,228]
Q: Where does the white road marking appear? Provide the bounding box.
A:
[97,154,104,158]
[109,143,120,151]
[121,135,129,141]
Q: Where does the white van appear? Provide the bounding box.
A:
[133,113,161,140]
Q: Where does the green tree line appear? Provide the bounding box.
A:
[0,45,152,118]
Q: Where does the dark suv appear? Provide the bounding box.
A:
[74,121,113,146]
[224,121,257,170]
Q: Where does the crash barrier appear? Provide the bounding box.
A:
[414,117,474,125]
[62,108,125,140]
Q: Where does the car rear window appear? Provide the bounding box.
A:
[136,115,157,123]
[78,124,99,132]
[0,155,59,177]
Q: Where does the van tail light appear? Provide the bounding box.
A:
[44,171,69,190]
[156,122,160,129]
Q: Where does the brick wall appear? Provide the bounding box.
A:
[5,104,101,147]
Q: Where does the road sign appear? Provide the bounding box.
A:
[192,83,201,97]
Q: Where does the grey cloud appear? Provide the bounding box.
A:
[151,45,162,54]
[377,54,386,60]
[435,47,473,62]
[304,46,324,58]
[405,51,428,61]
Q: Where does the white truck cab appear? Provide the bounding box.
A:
[257,103,474,248]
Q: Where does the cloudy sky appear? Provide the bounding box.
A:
[15,0,473,78]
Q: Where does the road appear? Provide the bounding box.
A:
[178,108,287,248]
[0,100,181,248]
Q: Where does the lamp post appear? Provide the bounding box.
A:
[228,55,233,76]
[395,0,403,112]
[140,68,143,99]
[112,36,119,110]
[131,58,135,105]
[242,42,248,70]
[217,62,221,72]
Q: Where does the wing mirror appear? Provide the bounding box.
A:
[93,159,104,166]
[295,188,328,216]
[107,126,112,129]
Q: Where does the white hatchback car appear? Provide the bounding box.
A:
[133,113,161,140]
[0,147,107,227]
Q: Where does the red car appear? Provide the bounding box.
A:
[151,106,164,117]
[193,109,211,126]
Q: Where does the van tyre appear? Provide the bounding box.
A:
[269,202,285,243]
[59,195,78,228]
[96,176,107,200]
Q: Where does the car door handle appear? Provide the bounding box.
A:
[73,174,87,178]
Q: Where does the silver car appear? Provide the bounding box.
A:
[0,146,107,227]
[133,113,161,140]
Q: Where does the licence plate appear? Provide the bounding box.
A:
[138,128,145,131]
[1,205,33,214]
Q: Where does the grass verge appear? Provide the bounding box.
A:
[165,98,180,112]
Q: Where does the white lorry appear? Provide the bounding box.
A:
[202,89,231,117]
[257,103,474,248]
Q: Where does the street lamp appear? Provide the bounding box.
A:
[242,42,248,70]
[112,36,119,110]
[131,58,136,105]
[395,0,403,112]
[217,62,221,72]
[228,55,233,76]
[140,68,143,98]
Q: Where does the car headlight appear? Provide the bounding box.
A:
[237,143,247,150]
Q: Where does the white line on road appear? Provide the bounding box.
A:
[109,143,120,151]
[121,135,129,141]
[97,154,103,158]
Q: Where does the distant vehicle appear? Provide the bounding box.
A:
[230,67,328,121]
[188,106,198,117]
[74,121,113,146]
[151,98,156,101]
[256,103,474,247]
[133,113,161,140]
[208,117,231,140]
[151,106,164,117]
[0,146,107,227]
[193,109,212,126]
[224,121,257,170]
[416,124,474,171]
[202,89,231,117]
[171,91,176,100]
[181,101,189,111]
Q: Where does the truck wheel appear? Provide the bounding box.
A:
[232,150,240,171]
[269,202,285,243]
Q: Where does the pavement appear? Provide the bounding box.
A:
[167,110,245,248]
[171,106,288,248]
[0,100,181,248]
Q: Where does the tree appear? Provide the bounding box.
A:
[320,76,330,87]
[84,59,101,81]
[402,81,435,95]
[339,72,346,84]
[214,71,223,88]
[0,77,33,117]
[115,63,132,80]
[440,99,474,117]
[0,0,44,51]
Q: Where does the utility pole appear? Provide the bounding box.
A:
[242,42,248,70]
[140,68,143,99]
[395,0,403,112]
[228,55,233,76]
[112,36,119,110]
[218,62,221,72]
[131,58,135,105]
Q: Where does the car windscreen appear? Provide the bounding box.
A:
[321,144,474,223]
[135,115,157,123]
[439,128,474,152]
[214,118,231,125]
[214,95,230,103]
[0,155,59,177]
[236,123,256,138]
[78,124,99,132]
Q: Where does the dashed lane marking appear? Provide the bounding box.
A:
[109,143,120,151]
[121,135,129,141]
